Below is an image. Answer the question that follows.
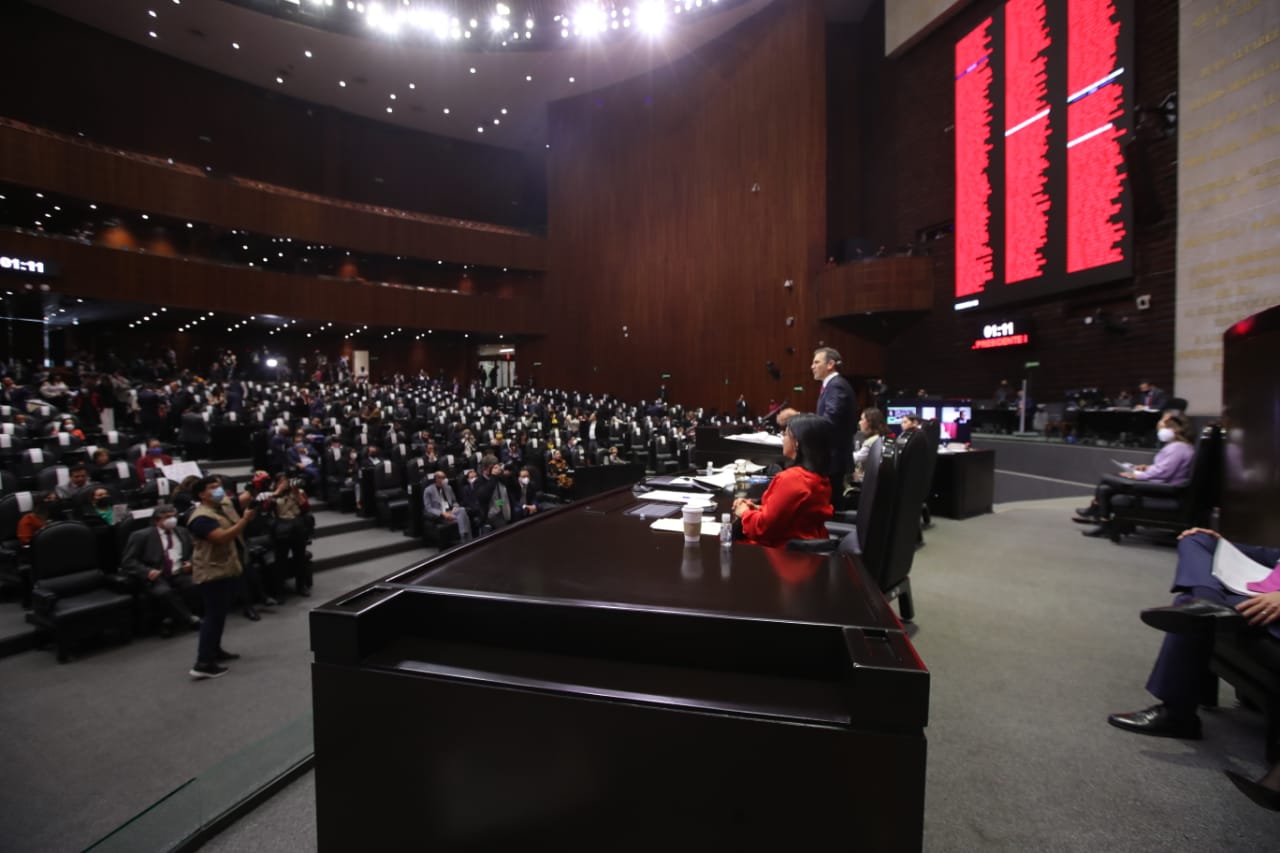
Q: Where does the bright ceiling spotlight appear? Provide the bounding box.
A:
[489,13,509,32]
[574,3,607,35]
[635,0,667,34]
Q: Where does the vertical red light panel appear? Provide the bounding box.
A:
[955,18,995,299]
[1004,0,1051,284]
[1066,0,1126,273]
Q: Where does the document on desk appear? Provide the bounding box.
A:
[725,432,784,448]
[1110,459,1136,471]
[650,518,724,536]
[637,489,717,505]
[1212,539,1271,596]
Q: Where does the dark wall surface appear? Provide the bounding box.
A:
[531,0,881,413]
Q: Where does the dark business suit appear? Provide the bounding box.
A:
[121,525,198,625]
[1146,533,1280,710]
[816,374,857,498]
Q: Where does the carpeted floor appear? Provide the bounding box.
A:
[4,484,1276,852]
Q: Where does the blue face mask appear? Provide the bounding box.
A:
[150,447,163,456]
[211,487,226,501]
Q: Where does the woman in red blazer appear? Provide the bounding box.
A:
[732,414,833,547]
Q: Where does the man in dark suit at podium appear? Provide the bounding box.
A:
[777,347,856,505]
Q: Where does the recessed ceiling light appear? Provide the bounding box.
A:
[148,10,157,17]
[469,67,477,74]
[442,107,450,114]
[408,82,416,89]
[525,74,533,81]
[232,41,240,49]
[389,93,396,99]
[141,213,149,220]
[493,118,500,125]
[304,50,313,58]
[148,30,158,38]
[386,106,393,113]
[477,126,484,133]
[276,76,284,84]
[339,80,346,87]
[569,76,575,82]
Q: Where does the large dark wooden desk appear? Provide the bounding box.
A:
[311,486,929,852]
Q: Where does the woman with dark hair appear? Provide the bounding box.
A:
[732,414,833,547]
[853,407,889,476]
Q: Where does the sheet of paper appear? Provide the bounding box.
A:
[162,461,203,482]
[725,432,784,448]
[693,471,738,489]
[649,518,724,536]
[1110,459,1135,470]
[1212,538,1271,596]
[636,489,717,505]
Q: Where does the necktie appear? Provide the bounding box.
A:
[163,530,174,575]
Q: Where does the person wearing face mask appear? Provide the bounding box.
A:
[512,467,549,520]
[135,438,172,483]
[185,476,259,679]
[121,503,200,637]
[84,487,116,526]
[423,469,472,547]
[17,490,59,545]
[459,468,484,534]
[484,461,513,531]
[1074,412,1196,537]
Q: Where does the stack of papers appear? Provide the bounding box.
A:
[650,518,725,536]
[1212,539,1272,595]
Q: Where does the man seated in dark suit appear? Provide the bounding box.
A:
[1136,380,1169,411]
[1107,527,1280,740]
[121,503,200,637]
[511,467,554,521]
[55,463,92,501]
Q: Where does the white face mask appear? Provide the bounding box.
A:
[161,517,178,530]
[519,477,530,486]
[1157,427,1175,443]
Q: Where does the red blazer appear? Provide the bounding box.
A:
[136,453,172,483]
[739,467,832,548]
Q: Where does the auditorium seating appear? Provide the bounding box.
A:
[26,520,135,662]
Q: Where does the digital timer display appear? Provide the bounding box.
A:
[0,255,52,275]
[972,318,1031,349]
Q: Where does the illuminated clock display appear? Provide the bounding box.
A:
[0,255,52,275]
[972,318,1031,349]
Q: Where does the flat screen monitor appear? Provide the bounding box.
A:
[887,406,918,426]
[941,405,974,442]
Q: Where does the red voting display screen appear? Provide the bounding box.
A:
[954,0,1133,312]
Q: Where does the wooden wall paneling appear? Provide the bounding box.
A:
[539,0,870,414]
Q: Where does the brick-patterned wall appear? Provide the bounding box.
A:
[836,0,1179,403]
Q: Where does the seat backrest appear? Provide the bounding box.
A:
[877,430,937,593]
[859,438,900,571]
[36,465,71,493]
[372,459,404,491]
[30,520,99,582]
[853,437,885,554]
[1183,425,1224,523]
[0,491,35,540]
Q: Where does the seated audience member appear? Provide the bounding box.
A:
[286,437,319,489]
[58,418,86,441]
[512,467,552,520]
[732,414,833,547]
[1136,380,1169,411]
[82,486,117,526]
[1114,389,1134,407]
[1075,412,1195,537]
[55,463,92,500]
[136,438,172,482]
[853,407,889,479]
[547,448,574,494]
[458,468,483,533]
[1107,527,1280,740]
[88,447,115,480]
[121,503,200,637]
[17,490,58,545]
[424,469,472,546]
[602,445,624,465]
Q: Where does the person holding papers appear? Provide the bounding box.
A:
[1074,412,1195,537]
[732,415,833,547]
[1107,527,1280,740]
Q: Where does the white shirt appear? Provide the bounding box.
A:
[821,372,837,390]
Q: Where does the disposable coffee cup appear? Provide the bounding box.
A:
[682,504,704,543]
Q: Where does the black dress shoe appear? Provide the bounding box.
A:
[243,606,261,621]
[1106,704,1202,739]
[1225,770,1280,811]
[1140,600,1245,635]
[214,649,240,662]
[1075,505,1099,518]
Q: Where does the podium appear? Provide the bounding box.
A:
[311,487,929,851]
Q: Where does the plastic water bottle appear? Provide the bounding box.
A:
[720,513,734,547]
[706,460,714,477]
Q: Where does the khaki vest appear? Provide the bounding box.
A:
[190,502,243,583]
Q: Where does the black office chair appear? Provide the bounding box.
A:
[371,459,410,531]
[1105,425,1223,543]
[178,411,212,459]
[0,490,36,603]
[26,520,135,662]
[1212,630,1280,762]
